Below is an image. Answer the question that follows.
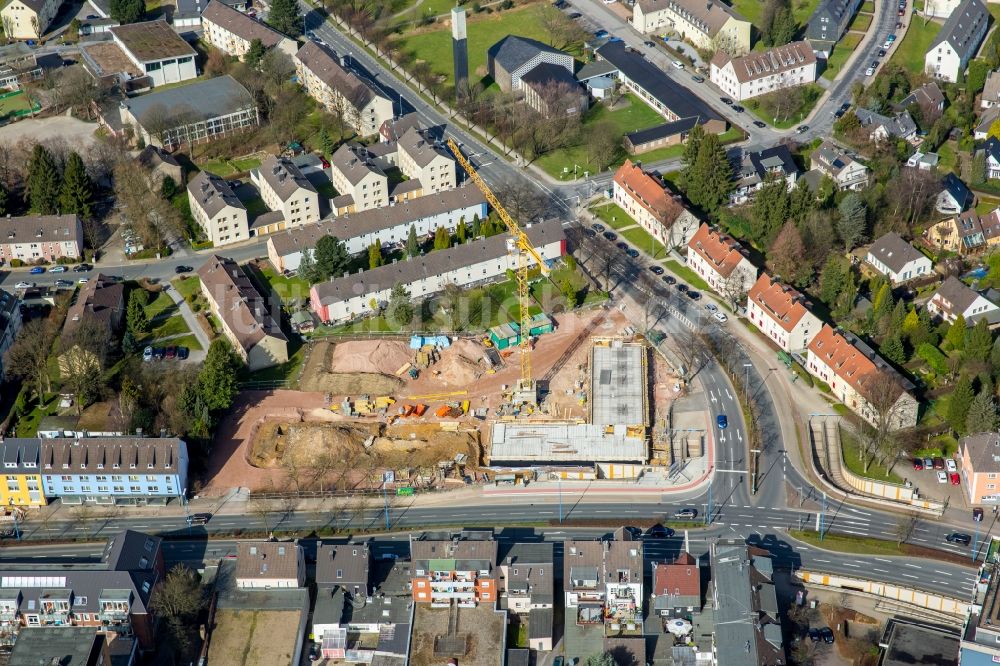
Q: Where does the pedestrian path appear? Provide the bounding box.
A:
[165,285,212,357]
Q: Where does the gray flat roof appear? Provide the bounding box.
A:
[489,422,646,463]
[122,74,254,126]
[590,342,646,427]
[882,620,959,666]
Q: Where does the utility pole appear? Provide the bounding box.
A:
[743,363,752,402]
[382,472,393,530]
[705,483,712,526]
[558,475,563,524]
[819,491,827,540]
[974,520,981,563]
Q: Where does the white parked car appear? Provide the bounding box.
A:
[13,281,32,289]
[705,303,718,312]
[49,265,66,273]
[946,458,957,472]
[937,471,948,484]
[865,65,876,76]
[671,60,685,70]
[714,312,728,323]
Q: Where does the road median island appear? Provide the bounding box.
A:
[787,529,974,566]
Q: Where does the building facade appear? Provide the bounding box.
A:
[865,232,933,285]
[252,156,320,228]
[410,533,498,607]
[186,171,249,247]
[805,0,862,56]
[564,529,643,634]
[927,276,1000,326]
[809,141,869,190]
[613,159,699,251]
[0,0,60,40]
[235,541,305,589]
[328,142,389,213]
[0,214,83,264]
[709,41,817,102]
[109,21,198,88]
[745,274,821,353]
[632,0,752,55]
[201,0,297,60]
[0,439,44,507]
[0,288,21,380]
[686,223,758,299]
[958,433,1000,504]
[396,127,456,195]
[925,0,989,82]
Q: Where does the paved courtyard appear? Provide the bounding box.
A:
[0,113,101,149]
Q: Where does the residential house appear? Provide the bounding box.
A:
[926,275,1000,326]
[186,171,249,247]
[201,0,296,60]
[805,0,863,56]
[0,529,165,649]
[925,0,963,17]
[982,136,1000,179]
[936,172,972,214]
[709,41,817,102]
[652,551,701,618]
[117,75,259,149]
[58,274,125,376]
[0,42,50,91]
[732,145,799,204]
[7,627,111,666]
[396,126,457,195]
[235,541,306,589]
[315,544,372,598]
[806,325,919,430]
[0,439,44,507]
[854,107,918,143]
[564,528,644,635]
[745,274,822,353]
[711,541,784,666]
[984,71,1000,108]
[0,0,60,40]
[294,41,394,136]
[926,208,1000,253]
[899,81,946,114]
[487,35,575,93]
[108,20,198,87]
[631,0,752,55]
[136,145,183,189]
[686,223,758,300]
[310,219,565,324]
[613,159,699,251]
[251,155,320,228]
[977,108,1000,139]
[313,557,413,662]
[0,288,21,380]
[865,232,932,284]
[0,214,82,264]
[958,432,1000,504]
[809,140,869,190]
[499,542,554,651]
[328,142,389,214]
[593,42,728,133]
[521,63,589,118]
[409,531,498,606]
[197,255,288,371]
[925,0,989,83]
[267,186,487,272]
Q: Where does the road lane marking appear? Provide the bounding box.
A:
[901,574,918,579]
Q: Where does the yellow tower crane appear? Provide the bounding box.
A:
[447,138,550,402]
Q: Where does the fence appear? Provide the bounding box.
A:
[0,90,40,124]
[796,570,971,616]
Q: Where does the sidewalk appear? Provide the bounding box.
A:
[165,284,210,362]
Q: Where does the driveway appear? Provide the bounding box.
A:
[165,285,211,363]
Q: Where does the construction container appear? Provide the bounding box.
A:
[488,322,521,350]
[527,312,554,336]
[435,405,451,418]
[374,396,396,409]
[461,400,470,414]
[414,404,428,416]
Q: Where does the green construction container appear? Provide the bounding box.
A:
[528,312,554,337]
[488,322,521,350]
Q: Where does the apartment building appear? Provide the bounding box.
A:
[0,530,164,649]
[328,142,389,213]
[0,288,22,380]
[0,439,44,507]
[564,528,644,634]
[197,255,288,371]
[711,541,784,665]
[186,171,249,247]
[927,276,1000,326]
[806,325,919,431]
[652,552,701,618]
[235,541,306,589]
[925,0,989,83]
[267,185,487,272]
[315,544,372,597]
[294,41,394,136]
[809,140,869,190]
[865,232,932,285]
[613,159,699,251]
[0,0,61,40]
[499,542,554,651]
[709,41,817,102]
[632,0,752,55]
[805,0,862,55]
[745,274,821,353]
[58,274,125,376]
[396,127,456,195]
[108,20,198,88]
[0,214,82,264]
[201,0,297,60]
[958,433,1000,505]
[686,223,758,298]
[310,219,565,324]
[251,155,320,228]
[410,532,498,607]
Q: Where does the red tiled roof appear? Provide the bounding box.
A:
[653,553,698,597]
[747,274,812,333]
[613,159,686,229]
[807,325,904,404]
[687,223,750,279]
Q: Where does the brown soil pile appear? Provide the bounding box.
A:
[434,339,484,386]
[299,341,404,395]
[330,340,412,375]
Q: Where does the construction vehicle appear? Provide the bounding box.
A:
[447,138,550,405]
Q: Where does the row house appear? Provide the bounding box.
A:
[0,215,83,265]
[564,528,643,635]
[0,439,44,508]
[0,530,164,649]
[651,551,701,618]
[926,208,1000,254]
[310,219,565,324]
[686,223,758,300]
[926,276,1000,327]
[709,41,817,102]
[745,274,821,353]
[234,541,305,589]
[499,542,554,651]
[612,160,699,252]
[865,232,932,285]
[0,288,22,380]
[201,0,297,61]
[806,325,919,431]
[410,531,498,607]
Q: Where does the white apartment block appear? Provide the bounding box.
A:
[709,41,817,102]
[186,171,249,247]
[632,0,752,55]
[925,0,988,83]
[329,142,389,214]
[252,156,320,228]
[746,274,821,353]
[686,223,758,297]
[201,0,297,61]
[0,0,59,40]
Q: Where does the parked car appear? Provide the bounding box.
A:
[913,458,924,470]
[13,282,32,289]
[143,346,154,362]
[937,471,948,483]
[808,628,822,643]
[644,40,656,47]
[674,508,698,519]
[677,283,688,292]
[649,266,664,275]
[686,290,701,300]
[950,472,961,485]
[55,280,73,288]
[717,414,728,429]
[933,457,945,469]
[177,346,189,360]
[923,457,934,469]
[29,266,44,274]
[946,532,972,546]
[568,11,582,17]
[646,524,674,538]
[974,508,984,521]
[49,265,66,273]
[752,120,767,128]
[671,60,685,69]
[78,278,88,284]
[626,248,640,258]
[796,125,809,133]
[584,228,597,237]
[594,29,609,38]
[714,312,728,323]
[308,642,321,661]
[591,222,605,231]
[691,75,704,83]
[73,264,91,272]
[820,628,835,644]
[175,265,193,273]
[720,96,734,105]
[623,526,643,539]
[187,512,212,525]
[878,48,886,57]
[662,275,676,284]
[705,303,718,312]
[865,65,876,76]
[165,346,177,360]
[731,104,744,113]
[153,347,166,360]
[603,231,618,241]
[946,459,957,472]
[616,241,629,251]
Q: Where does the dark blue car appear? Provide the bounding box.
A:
[717,414,728,429]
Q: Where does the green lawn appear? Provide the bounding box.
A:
[14,395,59,438]
[166,333,203,352]
[840,427,905,484]
[246,340,304,384]
[0,91,35,120]
[788,529,909,555]
[891,16,942,73]
[200,160,237,178]
[148,314,191,341]
[536,94,674,179]
[589,203,635,230]
[144,290,176,319]
[732,0,819,28]
[257,265,313,303]
[848,12,872,31]
[937,142,958,174]
[621,226,667,259]
[663,259,710,291]
[243,196,269,220]
[861,0,874,11]
[172,276,202,303]
[821,32,862,80]
[395,5,585,89]
[745,84,823,129]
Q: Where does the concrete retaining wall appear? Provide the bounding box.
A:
[796,570,971,616]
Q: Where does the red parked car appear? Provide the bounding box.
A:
[913,458,924,470]
[950,472,961,485]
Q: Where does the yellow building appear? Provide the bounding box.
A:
[0,440,46,507]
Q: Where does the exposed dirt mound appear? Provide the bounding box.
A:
[434,340,484,386]
[299,340,405,395]
[330,340,412,374]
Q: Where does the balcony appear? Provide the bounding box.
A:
[429,580,474,590]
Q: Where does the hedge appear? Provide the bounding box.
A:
[917,342,949,374]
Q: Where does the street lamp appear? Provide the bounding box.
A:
[750,448,761,495]
[743,363,752,402]
[558,475,563,524]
